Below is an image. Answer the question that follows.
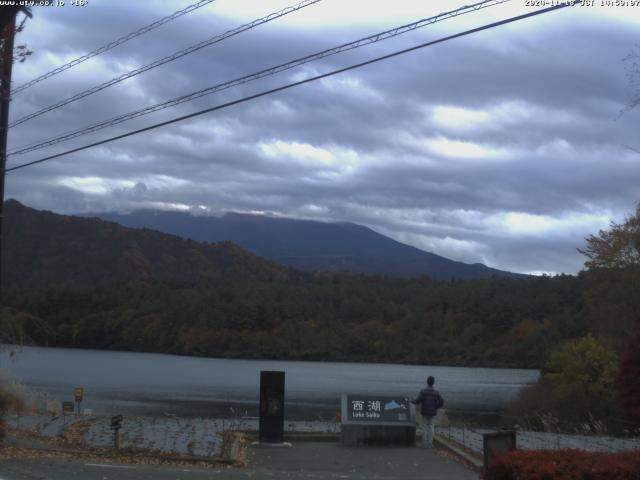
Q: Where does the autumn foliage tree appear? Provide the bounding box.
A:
[623,43,640,115]
[578,204,640,269]
[577,206,640,345]
[616,331,640,417]
[578,204,640,421]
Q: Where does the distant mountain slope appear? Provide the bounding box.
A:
[90,209,523,280]
[2,200,294,288]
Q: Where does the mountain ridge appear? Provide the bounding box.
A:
[88,208,524,280]
[2,199,296,288]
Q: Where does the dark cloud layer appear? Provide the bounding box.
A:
[5,1,640,274]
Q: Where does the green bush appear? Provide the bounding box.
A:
[504,335,621,429]
[542,335,618,422]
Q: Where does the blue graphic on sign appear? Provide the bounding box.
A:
[384,400,407,411]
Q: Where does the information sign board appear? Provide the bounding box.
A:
[340,394,416,446]
[343,395,413,424]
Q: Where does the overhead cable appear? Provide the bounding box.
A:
[9,0,509,157]
[4,1,581,174]
[9,0,322,128]
[11,0,218,95]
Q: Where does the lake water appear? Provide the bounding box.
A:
[0,346,538,419]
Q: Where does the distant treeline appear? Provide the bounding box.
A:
[4,267,638,368]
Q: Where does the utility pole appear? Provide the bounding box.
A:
[0,10,17,302]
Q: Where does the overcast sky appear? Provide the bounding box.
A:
[5,0,640,275]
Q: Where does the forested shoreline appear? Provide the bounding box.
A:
[1,201,638,370]
[3,267,637,369]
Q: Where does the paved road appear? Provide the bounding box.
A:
[1,457,233,480]
[247,442,479,479]
[0,443,479,480]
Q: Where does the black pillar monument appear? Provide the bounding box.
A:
[259,370,285,444]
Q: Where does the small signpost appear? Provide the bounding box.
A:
[74,387,83,415]
[483,430,516,466]
[340,394,416,445]
[110,414,123,451]
[258,370,285,444]
[62,401,74,425]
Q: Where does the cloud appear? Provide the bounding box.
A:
[5,1,640,275]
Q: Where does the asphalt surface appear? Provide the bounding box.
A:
[0,442,479,479]
[246,441,479,479]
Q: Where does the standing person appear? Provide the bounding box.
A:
[412,375,444,448]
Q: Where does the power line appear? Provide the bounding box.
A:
[11,0,218,95]
[9,0,321,128]
[4,1,580,174]
[9,0,509,157]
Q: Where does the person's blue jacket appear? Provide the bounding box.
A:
[412,386,444,417]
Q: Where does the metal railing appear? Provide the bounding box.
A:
[435,423,640,454]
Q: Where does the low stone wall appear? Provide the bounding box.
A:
[4,413,343,456]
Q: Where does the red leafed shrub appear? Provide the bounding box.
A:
[482,449,640,480]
